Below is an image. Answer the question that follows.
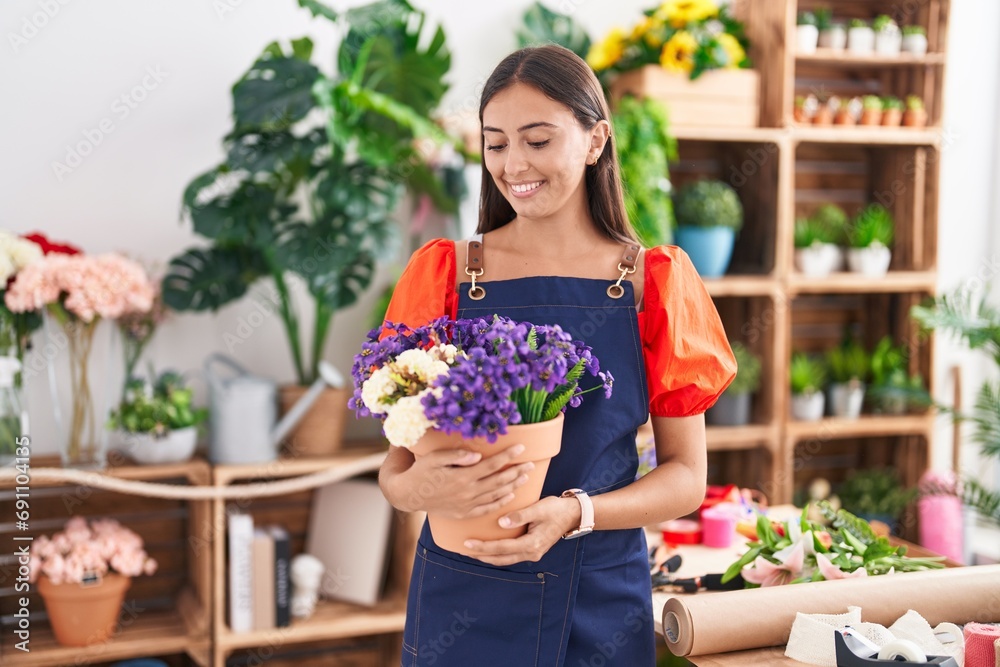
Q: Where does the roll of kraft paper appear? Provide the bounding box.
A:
[963,623,1000,667]
[662,565,1000,657]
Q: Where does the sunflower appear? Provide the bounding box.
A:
[716,33,746,68]
[660,31,699,74]
[587,28,627,71]
[658,0,719,29]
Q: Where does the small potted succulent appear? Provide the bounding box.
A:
[903,95,928,128]
[825,337,869,419]
[873,15,902,55]
[881,96,905,126]
[673,180,744,279]
[814,202,850,269]
[797,11,820,54]
[838,468,918,533]
[846,203,894,277]
[790,352,827,421]
[901,25,928,56]
[816,8,846,51]
[107,369,209,465]
[794,94,818,124]
[847,18,875,54]
[794,217,839,277]
[707,342,761,427]
[860,95,883,126]
[834,96,861,125]
[866,336,930,415]
[812,97,835,126]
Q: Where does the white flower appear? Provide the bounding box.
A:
[0,231,43,282]
[431,344,460,364]
[395,348,450,383]
[382,391,434,448]
[360,366,396,415]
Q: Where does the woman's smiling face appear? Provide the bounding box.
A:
[482,82,607,222]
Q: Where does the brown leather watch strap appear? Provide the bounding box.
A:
[467,239,485,274]
[619,242,641,270]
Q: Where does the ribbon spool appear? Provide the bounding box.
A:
[660,519,702,545]
[963,623,1000,667]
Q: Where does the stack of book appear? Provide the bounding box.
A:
[227,513,292,633]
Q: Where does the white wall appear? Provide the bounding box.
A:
[2,1,997,479]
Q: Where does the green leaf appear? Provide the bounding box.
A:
[161,246,268,312]
[183,172,293,247]
[721,544,762,584]
[232,53,322,133]
[290,36,315,62]
[516,2,592,59]
[225,129,325,175]
[296,0,338,21]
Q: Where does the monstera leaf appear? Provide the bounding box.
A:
[225,127,326,180]
[181,169,295,247]
[274,221,376,311]
[162,246,268,312]
[232,41,322,133]
[517,2,592,59]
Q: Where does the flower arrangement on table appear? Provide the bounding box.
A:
[351,315,613,448]
[722,501,944,588]
[29,516,158,585]
[587,0,751,80]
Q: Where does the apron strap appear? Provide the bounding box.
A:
[607,242,641,299]
[465,236,486,301]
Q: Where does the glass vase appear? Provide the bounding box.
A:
[44,313,112,469]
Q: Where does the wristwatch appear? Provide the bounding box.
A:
[560,488,594,540]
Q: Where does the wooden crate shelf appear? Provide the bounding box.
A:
[791,126,942,146]
[786,271,937,294]
[795,50,946,67]
[786,414,935,441]
[703,275,781,297]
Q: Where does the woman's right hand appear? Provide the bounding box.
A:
[380,444,535,519]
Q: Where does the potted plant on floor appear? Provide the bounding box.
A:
[796,11,819,54]
[707,342,761,427]
[29,517,158,646]
[903,95,928,128]
[817,9,846,51]
[881,96,905,126]
[838,468,917,534]
[847,18,875,55]
[846,204,894,277]
[673,180,744,278]
[860,95,883,126]
[163,1,461,456]
[791,352,827,421]
[901,25,928,56]
[873,15,902,56]
[107,369,209,465]
[825,336,868,419]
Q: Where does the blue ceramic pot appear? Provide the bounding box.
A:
[674,226,736,278]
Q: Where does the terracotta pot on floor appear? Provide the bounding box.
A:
[410,412,564,556]
[279,386,350,457]
[37,573,131,646]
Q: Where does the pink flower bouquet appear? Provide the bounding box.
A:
[29,516,158,585]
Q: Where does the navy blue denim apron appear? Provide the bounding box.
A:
[400,263,656,666]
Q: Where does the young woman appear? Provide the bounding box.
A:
[379,44,736,666]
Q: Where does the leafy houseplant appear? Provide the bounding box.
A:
[351,315,613,553]
[612,95,678,246]
[903,95,927,128]
[838,468,918,529]
[163,0,458,388]
[881,96,905,126]
[107,370,209,465]
[796,11,819,54]
[791,352,827,421]
[847,204,894,277]
[794,206,845,277]
[826,336,869,419]
[817,8,847,51]
[873,15,902,55]
[847,18,874,54]
[866,336,929,415]
[516,1,591,61]
[707,341,761,426]
[672,180,744,278]
[902,25,928,56]
[860,94,883,126]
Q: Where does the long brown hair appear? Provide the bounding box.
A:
[477,45,638,245]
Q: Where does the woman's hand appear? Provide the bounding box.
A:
[380,444,535,519]
[461,495,582,566]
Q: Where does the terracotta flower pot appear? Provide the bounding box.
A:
[812,106,834,126]
[834,109,856,126]
[279,386,350,457]
[37,573,130,646]
[881,109,903,127]
[410,412,564,556]
[902,109,927,128]
[860,109,882,126]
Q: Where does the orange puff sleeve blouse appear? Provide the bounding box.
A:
[383,239,737,418]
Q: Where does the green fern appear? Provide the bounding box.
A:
[541,359,586,421]
[973,382,1000,460]
[963,479,1000,526]
[911,289,1000,366]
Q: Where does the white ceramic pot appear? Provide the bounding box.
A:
[795,243,840,277]
[847,27,875,54]
[791,391,825,421]
[818,26,847,50]
[874,28,902,56]
[120,427,198,465]
[828,382,865,419]
[901,33,928,56]
[847,244,892,277]
[796,25,819,54]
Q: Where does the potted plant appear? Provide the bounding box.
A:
[707,342,761,426]
[107,370,209,465]
[351,315,613,555]
[873,15,902,55]
[813,96,835,126]
[163,1,462,456]
[791,352,827,421]
[29,517,158,646]
[847,18,875,54]
[901,25,928,56]
[903,95,928,128]
[866,336,929,415]
[860,95,883,126]
[838,468,918,533]
[794,217,839,277]
[825,337,869,419]
[796,12,819,54]
[881,96,905,126]
[793,94,817,124]
[814,202,851,269]
[817,9,846,51]
[672,180,744,278]
[834,96,861,126]
[847,203,894,277]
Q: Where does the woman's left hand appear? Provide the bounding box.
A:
[461,495,582,566]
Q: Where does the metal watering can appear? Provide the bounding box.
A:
[203,353,345,464]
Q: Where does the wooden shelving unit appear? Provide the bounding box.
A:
[796,50,947,67]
